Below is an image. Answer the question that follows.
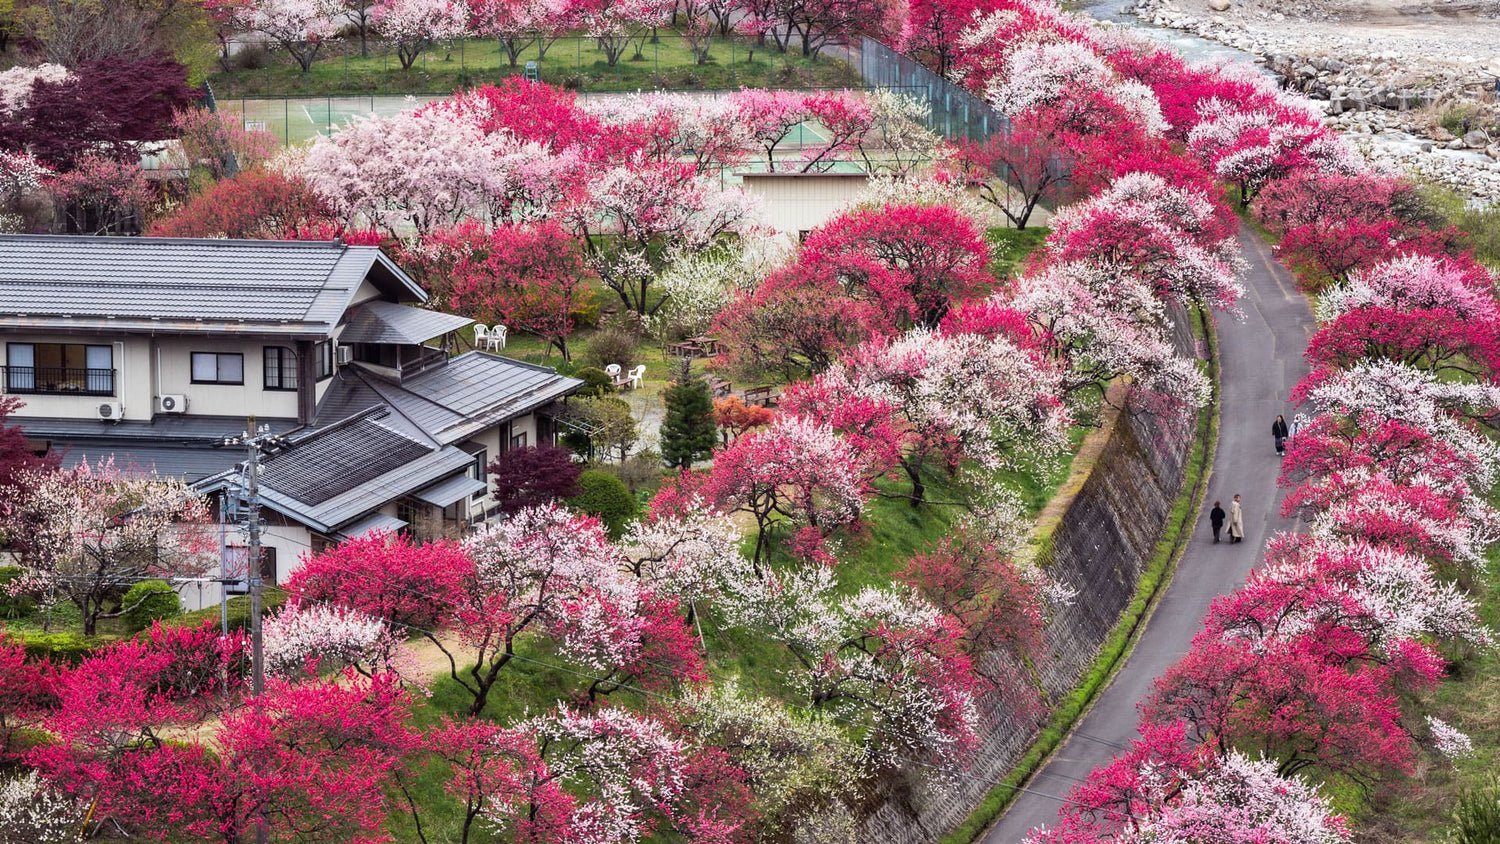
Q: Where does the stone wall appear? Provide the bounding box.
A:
[857,313,1203,843]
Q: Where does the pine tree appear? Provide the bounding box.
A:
[659,361,717,469]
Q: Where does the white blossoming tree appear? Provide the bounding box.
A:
[1,461,217,635]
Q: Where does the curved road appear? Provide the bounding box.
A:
[982,227,1315,842]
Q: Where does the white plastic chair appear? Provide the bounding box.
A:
[626,364,645,391]
[490,324,508,350]
[473,324,490,348]
[605,364,622,379]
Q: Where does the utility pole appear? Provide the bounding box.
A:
[244,416,264,699]
[218,416,286,844]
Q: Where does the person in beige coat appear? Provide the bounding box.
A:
[1227,494,1245,544]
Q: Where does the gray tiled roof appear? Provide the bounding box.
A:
[260,415,432,503]
[196,408,477,533]
[0,236,426,336]
[314,352,584,446]
[338,512,408,540]
[19,415,299,443]
[338,301,473,345]
[54,441,244,481]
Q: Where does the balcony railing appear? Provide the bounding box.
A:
[2,366,116,396]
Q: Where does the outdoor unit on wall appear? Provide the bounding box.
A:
[158,394,188,414]
[335,344,352,366]
[97,402,123,421]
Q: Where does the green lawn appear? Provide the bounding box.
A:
[1342,528,1500,842]
[987,226,1051,281]
[210,32,863,100]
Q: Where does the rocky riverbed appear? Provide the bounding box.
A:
[1114,0,1500,201]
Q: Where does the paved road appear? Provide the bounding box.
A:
[981,227,1315,842]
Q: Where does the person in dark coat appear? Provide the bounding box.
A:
[1272,414,1289,456]
[1209,501,1225,543]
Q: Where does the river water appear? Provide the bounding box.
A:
[1080,0,1263,65]
[1076,0,1500,185]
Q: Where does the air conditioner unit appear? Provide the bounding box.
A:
[97,402,123,421]
[158,394,188,414]
[335,344,352,366]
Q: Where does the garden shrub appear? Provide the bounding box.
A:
[1453,777,1500,844]
[570,298,601,329]
[0,567,34,620]
[18,633,104,665]
[567,469,638,537]
[615,449,665,494]
[168,587,288,633]
[584,330,639,370]
[572,366,617,396]
[123,580,181,631]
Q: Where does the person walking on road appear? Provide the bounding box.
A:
[1227,494,1245,544]
[1272,414,1289,456]
[1209,500,1225,543]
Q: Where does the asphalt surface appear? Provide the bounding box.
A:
[981,227,1315,842]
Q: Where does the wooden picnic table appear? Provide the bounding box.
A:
[742,385,780,406]
[687,336,719,356]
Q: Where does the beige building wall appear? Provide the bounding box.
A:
[0,332,321,421]
[153,336,303,419]
[738,173,872,236]
[1,334,152,420]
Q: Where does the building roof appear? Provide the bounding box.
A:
[0,236,426,336]
[338,512,409,541]
[259,414,432,503]
[414,474,488,508]
[52,441,245,481]
[338,300,474,345]
[315,352,584,446]
[196,409,477,534]
[18,415,300,443]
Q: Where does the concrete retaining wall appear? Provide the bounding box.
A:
[858,313,1203,843]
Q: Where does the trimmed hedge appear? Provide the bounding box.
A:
[568,469,638,538]
[15,632,106,665]
[166,587,289,633]
[942,309,1220,843]
[123,579,181,631]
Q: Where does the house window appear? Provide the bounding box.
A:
[396,500,422,536]
[510,431,528,450]
[470,448,487,482]
[259,547,278,586]
[313,341,334,380]
[263,347,298,391]
[5,343,114,395]
[191,352,244,385]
